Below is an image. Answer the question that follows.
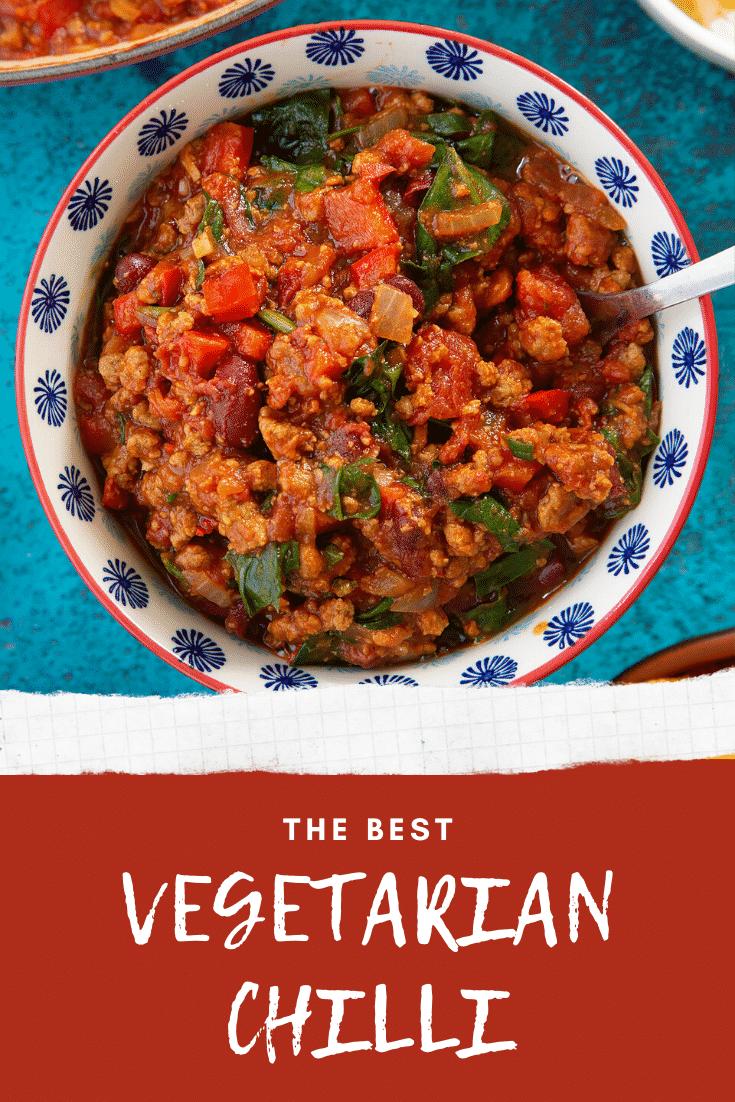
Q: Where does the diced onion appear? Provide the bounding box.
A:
[356,107,409,149]
[391,582,441,613]
[369,283,416,345]
[433,199,503,239]
[181,571,231,608]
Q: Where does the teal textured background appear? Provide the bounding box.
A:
[1,0,733,694]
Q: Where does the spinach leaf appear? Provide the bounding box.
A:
[372,416,413,462]
[197,191,224,242]
[251,89,331,165]
[195,259,206,291]
[260,155,327,193]
[473,539,554,598]
[464,597,510,635]
[490,128,524,175]
[506,437,534,461]
[354,598,402,630]
[323,543,345,568]
[456,110,497,169]
[400,475,427,496]
[638,368,655,418]
[166,491,178,505]
[425,112,473,138]
[416,144,511,268]
[162,556,184,582]
[449,493,521,552]
[324,458,382,521]
[117,412,126,445]
[292,631,343,666]
[225,540,299,616]
[346,345,413,462]
[260,490,276,515]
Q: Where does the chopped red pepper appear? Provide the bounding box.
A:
[350,244,401,289]
[492,457,543,491]
[201,123,253,181]
[137,261,183,307]
[202,264,263,322]
[181,330,231,378]
[113,291,142,338]
[219,319,273,361]
[518,389,570,423]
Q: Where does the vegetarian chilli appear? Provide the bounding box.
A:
[74,87,659,669]
[0,0,229,59]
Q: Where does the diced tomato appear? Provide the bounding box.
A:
[276,243,337,307]
[202,264,263,322]
[403,171,434,207]
[201,123,253,181]
[36,0,80,37]
[518,389,570,423]
[323,179,399,254]
[181,330,231,378]
[103,475,129,510]
[138,261,183,307]
[195,517,218,537]
[147,378,185,421]
[339,88,375,117]
[113,291,142,338]
[350,244,401,289]
[219,319,273,361]
[405,324,479,424]
[492,457,543,491]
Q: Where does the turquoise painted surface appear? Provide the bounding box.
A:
[1,0,732,694]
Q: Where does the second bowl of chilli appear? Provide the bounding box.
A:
[16,21,717,692]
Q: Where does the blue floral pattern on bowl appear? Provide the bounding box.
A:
[543,602,595,649]
[31,274,69,333]
[218,58,275,98]
[606,524,650,577]
[651,231,690,277]
[426,40,483,81]
[102,559,149,609]
[594,156,639,207]
[67,178,113,231]
[516,91,569,136]
[672,327,706,388]
[58,465,95,522]
[653,429,688,488]
[172,628,226,673]
[359,674,419,687]
[34,369,67,427]
[137,109,188,157]
[460,655,518,686]
[306,28,364,67]
[260,663,318,690]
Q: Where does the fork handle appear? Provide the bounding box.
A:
[640,245,735,315]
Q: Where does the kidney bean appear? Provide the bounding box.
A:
[385,274,425,316]
[349,290,375,321]
[113,253,157,294]
[209,352,261,447]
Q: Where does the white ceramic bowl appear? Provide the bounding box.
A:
[16,21,718,692]
[636,0,735,72]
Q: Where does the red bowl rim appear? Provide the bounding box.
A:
[15,19,719,692]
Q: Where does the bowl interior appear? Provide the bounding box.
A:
[17,21,718,692]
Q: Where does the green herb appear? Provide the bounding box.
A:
[197,191,224,242]
[324,458,382,521]
[473,539,554,599]
[117,412,126,445]
[195,259,206,291]
[464,597,511,635]
[162,557,184,582]
[225,540,299,616]
[257,308,296,334]
[260,155,327,193]
[251,89,331,165]
[323,543,345,568]
[136,304,170,322]
[260,490,276,515]
[166,492,178,505]
[506,437,534,461]
[448,493,521,552]
[354,598,402,630]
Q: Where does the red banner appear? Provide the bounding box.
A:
[2,764,732,1098]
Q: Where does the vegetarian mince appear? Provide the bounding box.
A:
[74,86,660,668]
